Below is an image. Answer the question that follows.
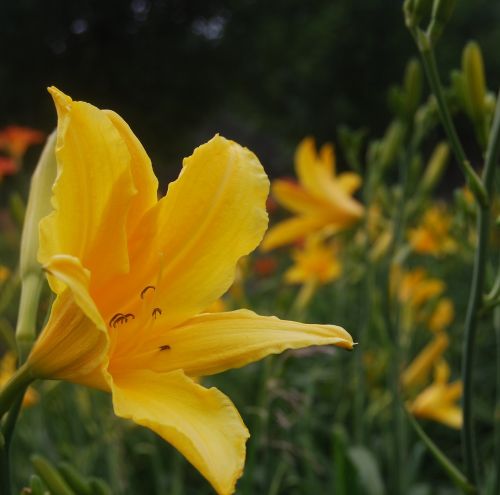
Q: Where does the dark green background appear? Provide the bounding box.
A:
[1,0,499,182]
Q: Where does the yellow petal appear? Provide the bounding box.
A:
[27,255,108,389]
[95,135,269,328]
[39,87,136,290]
[260,215,330,251]
[111,369,248,495]
[110,309,353,377]
[272,179,331,215]
[401,333,449,390]
[319,142,336,175]
[104,110,158,233]
[337,172,362,195]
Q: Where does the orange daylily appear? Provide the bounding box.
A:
[261,138,364,251]
[0,125,45,160]
[0,156,18,179]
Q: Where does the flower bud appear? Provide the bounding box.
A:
[404,58,423,116]
[19,131,56,279]
[462,41,487,124]
[427,0,457,43]
[420,142,449,193]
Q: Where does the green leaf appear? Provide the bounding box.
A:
[347,446,385,495]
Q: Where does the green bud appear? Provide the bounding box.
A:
[31,454,76,495]
[19,131,56,280]
[379,121,405,170]
[450,70,472,116]
[16,131,56,355]
[462,41,487,124]
[29,474,47,495]
[89,478,112,495]
[427,0,457,43]
[403,58,423,116]
[420,142,450,193]
[58,462,93,495]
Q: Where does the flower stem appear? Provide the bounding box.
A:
[418,36,487,206]
[461,89,500,485]
[0,363,34,419]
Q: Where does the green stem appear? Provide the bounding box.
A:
[461,88,500,486]
[418,38,487,206]
[406,412,476,494]
[494,307,500,495]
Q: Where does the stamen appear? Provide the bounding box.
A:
[109,313,124,327]
[159,344,171,351]
[109,313,135,327]
[152,308,162,319]
[140,285,156,299]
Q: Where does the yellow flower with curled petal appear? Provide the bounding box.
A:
[408,205,457,256]
[261,138,364,251]
[409,360,462,429]
[25,88,353,495]
[401,332,449,390]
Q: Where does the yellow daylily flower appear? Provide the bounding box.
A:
[0,353,38,407]
[408,205,457,256]
[284,236,342,286]
[401,332,449,390]
[427,298,455,333]
[25,88,353,495]
[395,267,445,310]
[261,137,364,251]
[408,360,463,429]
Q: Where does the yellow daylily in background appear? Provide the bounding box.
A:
[409,360,463,429]
[408,205,457,256]
[427,298,455,333]
[285,236,342,286]
[401,332,449,390]
[261,137,364,251]
[25,88,353,495]
[0,353,38,407]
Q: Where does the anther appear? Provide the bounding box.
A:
[140,285,156,299]
[159,344,171,351]
[152,308,162,319]
[109,313,135,328]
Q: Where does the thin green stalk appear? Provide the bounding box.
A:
[494,307,500,495]
[406,412,476,494]
[0,363,34,419]
[418,37,486,206]
[461,89,500,486]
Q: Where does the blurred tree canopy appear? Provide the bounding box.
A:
[1,0,499,182]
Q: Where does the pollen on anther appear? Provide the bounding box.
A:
[152,307,162,319]
[159,344,171,351]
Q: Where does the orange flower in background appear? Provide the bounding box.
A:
[0,125,45,159]
[0,156,19,179]
[408,205,457,256]
[253,256,278,278]
[261,138,364,251]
